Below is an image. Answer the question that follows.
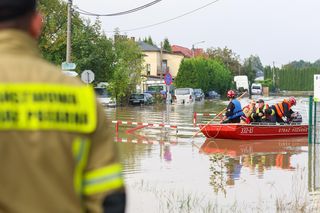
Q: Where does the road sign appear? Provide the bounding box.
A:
[62,71,78,77]
[61,62,76,70]
[81,70,95,84]
[164,72,172,85]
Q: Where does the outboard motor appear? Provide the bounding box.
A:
[290,112,302,124]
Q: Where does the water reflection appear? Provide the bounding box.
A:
[201,138,308,194]
[104,97,316,212]
[308,143,320,193]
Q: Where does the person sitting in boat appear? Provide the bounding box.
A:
[251,99,275,123]
[270,97,296,123]
[221,90,244,123]
[240,100,256,124]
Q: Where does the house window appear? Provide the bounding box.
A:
[161,60,167,73]
[146,64,151,75]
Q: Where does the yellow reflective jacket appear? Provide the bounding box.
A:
[0,30,124,213]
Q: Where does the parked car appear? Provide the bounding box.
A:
[129,93,153,105]
[173,88,195,104]
[94,87,116,107]
[251,83,263,95]
[143,93,154,104]
[206,90,221,99]
[194,88,204,101]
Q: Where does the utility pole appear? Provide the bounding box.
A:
[191,41,205,58]
[272,61,275,87]
[160,42,163,80]
[66,0,72,63]
[192,44,195,58]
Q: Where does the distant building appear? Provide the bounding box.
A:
[137,41,184,78]
[137,41,184,92]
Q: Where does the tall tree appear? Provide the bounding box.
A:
[163,38,172,52]
[143,36,154,45]
[39,0,145,104]
[109,37,144,105]
[206,47,241,76]
[242,58,255,86]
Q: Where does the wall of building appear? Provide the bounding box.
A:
[142,52,160,76]
[162,53,184,78]
[141,51,184,78]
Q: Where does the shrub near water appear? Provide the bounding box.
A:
[175,58,232,95]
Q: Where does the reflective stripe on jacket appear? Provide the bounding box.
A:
[0,30,125,213]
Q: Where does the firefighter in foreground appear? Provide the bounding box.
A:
[0,0,125,212]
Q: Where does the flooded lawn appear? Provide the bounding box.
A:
[103,97,320,213]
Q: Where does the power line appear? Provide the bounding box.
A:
[74,0,162,17]
[105,0,220,32]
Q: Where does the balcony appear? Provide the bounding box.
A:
[157,66,170,77]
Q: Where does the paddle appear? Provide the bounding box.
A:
[191,91,247,138]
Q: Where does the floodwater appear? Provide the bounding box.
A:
[103,96,320,213]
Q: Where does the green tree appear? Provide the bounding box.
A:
[175,58,232,94]
[38,0,115,83]
[39,0,145,103]
[109,37,144,105]
[242,55,264,86]
[242,58,255,85]
[163,38,172,52]
[206,47,241,76]
[38,0,68,64]
[143,36,154,45]
[72,19,115,82]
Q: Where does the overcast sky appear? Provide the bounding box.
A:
[72,0,320,67]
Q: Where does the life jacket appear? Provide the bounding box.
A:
[255,104,269,120]
[228,99,244,119]
[274,99,292,118]
[241,105,253,124]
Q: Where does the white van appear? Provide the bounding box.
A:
[251,83,263,95]
[174,88,195,104]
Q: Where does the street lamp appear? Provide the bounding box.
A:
[192,41,205,58]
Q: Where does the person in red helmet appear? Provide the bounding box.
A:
[271,97,297,123]
[221,90,244,123]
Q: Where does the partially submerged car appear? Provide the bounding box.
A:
[129,93,154,105]
[173,88,195,104]
[94,87,116,107]
[194,88,205,101]
[205,90,221,99]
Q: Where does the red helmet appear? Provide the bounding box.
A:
[227,90,236,98]
[289,97,296,105]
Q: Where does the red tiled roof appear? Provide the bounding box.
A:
[193,48,205,57]
[172,45,192,58]
[172,45,206,58]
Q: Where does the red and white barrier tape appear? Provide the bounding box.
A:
[196,113,217,117]
[114,137,178,145]
[193,112,217,126]
[112,120,178,129]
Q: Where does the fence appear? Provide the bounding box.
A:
[308,96,320,193]
[309,96,320,144]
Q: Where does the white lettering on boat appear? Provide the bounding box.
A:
[291,127,308,133]
[278,128,291,133]
[278,127,308,133]
[240,127,254,134]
